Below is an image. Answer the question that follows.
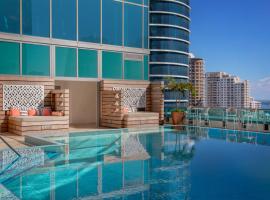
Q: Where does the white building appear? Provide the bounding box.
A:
[206,72,252,108]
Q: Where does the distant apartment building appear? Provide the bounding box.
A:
[206,72,251,108]
[249,97,262,109]
[189,58,205,106]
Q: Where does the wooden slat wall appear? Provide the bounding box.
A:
[51,89,70,117]
[100,80,164,128]
[151,82,165,124]
[0,76,55,133]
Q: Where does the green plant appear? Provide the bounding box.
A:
[163,77,195,112]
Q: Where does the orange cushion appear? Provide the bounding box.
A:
[10,108,20,117]
[42,108,51,116]
[28,109,36,116]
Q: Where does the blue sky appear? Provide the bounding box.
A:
[190,0,270,99]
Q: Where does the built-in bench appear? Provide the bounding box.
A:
[123,112,159,128]
[8,116,69,135]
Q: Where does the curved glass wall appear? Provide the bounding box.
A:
[150,1,190,17]
[150,65,189,76]
[151,13,190,29]
[150,0,190,109]
[150,26,189,41]
[151,39,189,52]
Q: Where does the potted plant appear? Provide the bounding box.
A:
[164,78,195,125]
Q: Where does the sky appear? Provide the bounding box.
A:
[190,0,270,100]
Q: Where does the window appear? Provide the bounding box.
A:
[102,51,122,79]
[78,49,98,78]
[52,0,76,40]
[125,0,143,4]
[102,0,122,46]
[124,4,142,48]
[22,0,50,37]
[144,55,149,80]
[0,0,20,34]
[22,43,50,76]
[144,8,149,49]
[78,0,100,43]
[0,41,20,75]
[55,47,77,77]
[124,60,143,80]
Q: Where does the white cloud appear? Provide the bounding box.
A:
[250,77,270,100]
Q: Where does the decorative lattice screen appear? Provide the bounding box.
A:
[3,85,44,111]
[113,87,146,112]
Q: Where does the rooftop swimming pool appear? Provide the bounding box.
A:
[1,126,270,200]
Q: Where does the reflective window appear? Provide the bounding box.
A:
[78,49,98,78]
[22,43,50,76]
[125,0,143,4]
[22,0,50,37]
[55,47,77,77]
[150,1,190,17]
[150,14,189,29]
[150,39,189,52]
[150,26,189,41]
[124,60,143,80]
[102,51,123,79]
[144,55,149,80]
[150,52,189,64]
[144,8,149,49]
[150,65,188,76]
[102,0,122,46]
[78,0,100,43]
[0,0,20,34]
[0,41,20,75]
[124,4,142,48]
[52,0,76,40]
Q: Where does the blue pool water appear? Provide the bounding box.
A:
[1,126,270,200]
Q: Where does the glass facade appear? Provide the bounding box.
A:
[22,0,50,37]
[22,43,50,76]
[0,41,20,75]
[78,49,98,78]
[0,0,20,34]
[102,51,123,79]
[55,47,77,77]
[149,0,190,110]
[124,60,143,80]
[102,0,122,46]
[0,0,149,81]
[52,0,76,40]
[124,4,142,48]
[78,0,100,43]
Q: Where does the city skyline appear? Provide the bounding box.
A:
[190,0,270,100]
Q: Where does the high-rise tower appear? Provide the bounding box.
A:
[149,0,191,113]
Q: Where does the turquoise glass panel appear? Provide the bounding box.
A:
[52,0,76,40]
[0,41,20,75]
[56,47,76,77]
[144,55,149,80]
[102,163,123,193]
[22,173,50,200]
[124,60,143,80]
[0,0,20,34]
[124,4,142,48]
[22,43,50,76]
[102,0,122,46]
[22,0,50,37]
[78,49,98,78]
[144,0,149,6]
[78,0,100,43]
[144,8,149,48]
[55,169,77,200]
[78,167,98,197]
[126,0,143,4]
[102,51,122,79]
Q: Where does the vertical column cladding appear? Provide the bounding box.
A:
[149,0,191,111]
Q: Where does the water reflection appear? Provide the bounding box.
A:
[2,127,270,200]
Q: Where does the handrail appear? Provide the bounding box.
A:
[0,136,21,157]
